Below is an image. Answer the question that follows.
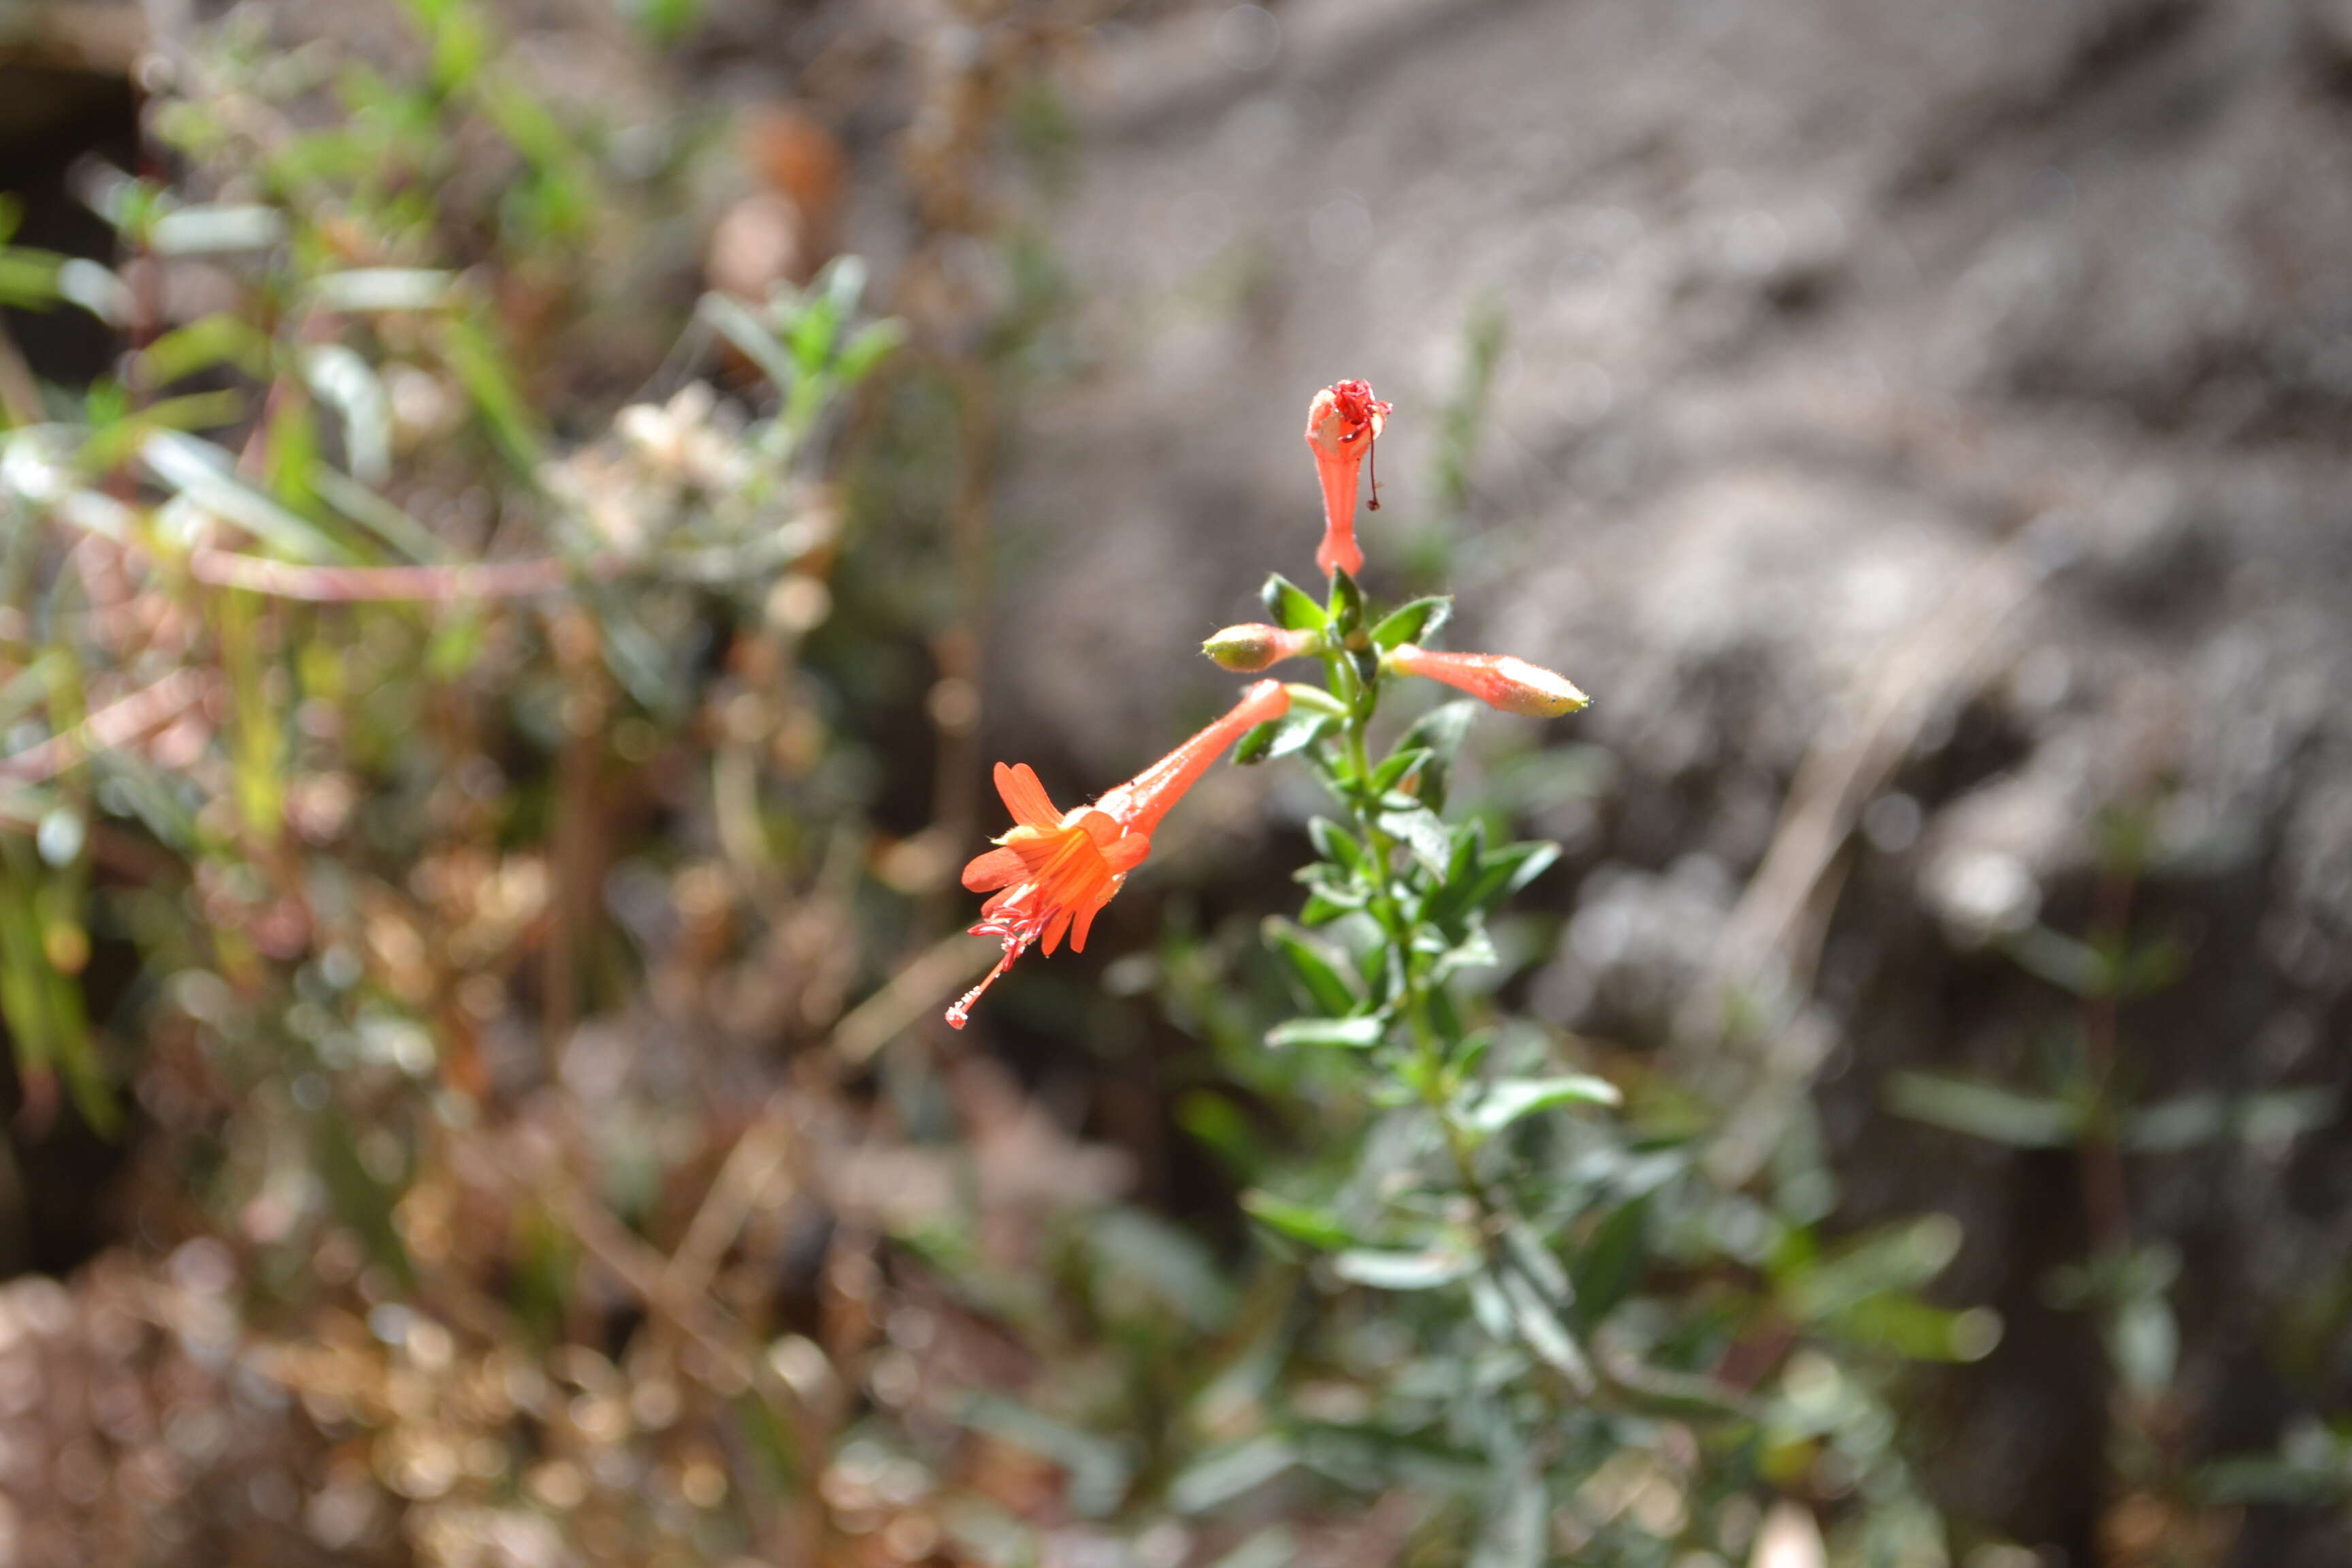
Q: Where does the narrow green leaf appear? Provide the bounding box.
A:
[1261,571,1326,632]
[1168,1435,1298,1516]
[1886,1072,2082,1149]
[2004,925,2112,998]
[1497,1265,1594,1392]
[0,246,64,309]
[303,344,393,486]
[1267,1015,1386,1049]
[1571,1198,1649,1325]
[1467,1443,1545,1568]
[1293,861,1367,912]
[314,469,448,564]
[148,203,285,255]
[1825,1295,2004,1362]
[698,291,797,393]
[1392,700,1477,810]
[2123,1089,2336,1153]
[1264,917,1360,1016]
[1501,1218,1573,1305]
[1367,745,1431,796]
[1428,925,1500,985]
[1305,817,1369,877]
[1375,806,1454,880]
[1369,595,1452,651]
[1437,819,1480,889]
[1334,1246,1477,1291]
[440,314,544,474]
[834,318,905,385]
[1241,1190,1358,1250]
[1468,1074,1622,1134]
[1460,840,1561,915]
[140,430,355,564]
[1268,713,1334,761]
[305,267,455,313]
[137,314,270,384]
[2109,1294,2178,1396]
[1782,1214,1965,1321]
[1396,700,1476,764]
[1327,568,1365,634]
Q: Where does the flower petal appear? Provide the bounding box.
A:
[961,846,1031,892]
[993,762,1062,832]
[1068,885,1117,952]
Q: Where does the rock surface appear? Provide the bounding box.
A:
[992,0,2352,1557]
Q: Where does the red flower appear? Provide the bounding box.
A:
[1304,379,1390,579]
[1388,644,1590,718]
[949,680,1292,1028]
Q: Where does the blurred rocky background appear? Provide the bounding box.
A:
[990,1,2352,1554]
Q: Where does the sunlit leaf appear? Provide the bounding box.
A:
[141,430,355,563]
[149,203,285,255]
[306,267,455,313]
[1498,1264,1593,1391]
[1334,1246,1477,1291]
[1376,804,1454,880]
[1267,1015,1386,1049]
[1468,1074,1621,1134]
[303,344,393,485]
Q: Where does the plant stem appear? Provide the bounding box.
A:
[1331,665,1490,1213]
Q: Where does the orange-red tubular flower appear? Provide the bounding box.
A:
[1304,379,1390,579]
[1389,644,1590,718]
[949,680,1292,1028]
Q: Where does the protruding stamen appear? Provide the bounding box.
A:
[946,932,1032,1029]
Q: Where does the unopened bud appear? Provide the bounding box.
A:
[1203,623,1318,672]
[1389,644,1590,718]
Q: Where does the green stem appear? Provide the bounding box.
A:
[1330,659,1489,1212]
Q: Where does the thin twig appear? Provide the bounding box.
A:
[831,928,999,1069]
[1706,539,2055,1006]
[664,1113,796,1306]
[0,666,210,783]
[658,930,994,1304]
[1695,538,2054,1187]
[188,549,600,601]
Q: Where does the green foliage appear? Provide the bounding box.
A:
[0,10,908,1553]
[1042,568,1981,1565]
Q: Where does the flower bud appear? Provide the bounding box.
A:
[1203,623,1318,672]
[1304,379,1390,578]
[1389,644,1590,718]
